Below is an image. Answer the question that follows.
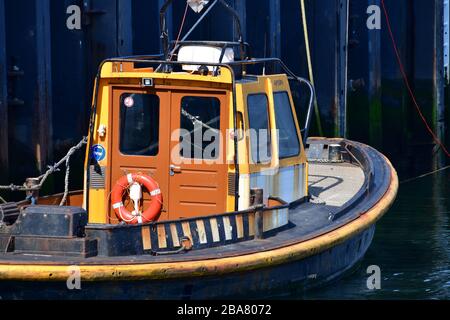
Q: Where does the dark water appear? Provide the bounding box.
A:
[303,168,450,300]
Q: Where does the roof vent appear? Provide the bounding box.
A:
[178,45,234,72]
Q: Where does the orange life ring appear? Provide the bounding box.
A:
[111,173,162,224]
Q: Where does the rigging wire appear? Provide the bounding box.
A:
[381,0,450,158]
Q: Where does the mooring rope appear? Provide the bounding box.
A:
[0,137,88,206]
[300,0,324,136]
[400,165,450,185]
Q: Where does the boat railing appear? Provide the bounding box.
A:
[85,194,308,257]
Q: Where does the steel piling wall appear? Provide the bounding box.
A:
[0,0,447,197]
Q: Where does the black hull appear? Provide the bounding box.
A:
[0,225,375,300]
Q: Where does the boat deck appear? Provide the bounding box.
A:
[309,162,365,207]
[0,149,389,266]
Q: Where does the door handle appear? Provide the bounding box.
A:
[170,165,182,176]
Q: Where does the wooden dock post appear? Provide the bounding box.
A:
[336,0,349,138]
[34,0,53,173]
[0,0,8,182]
[269,0,281,72]
[235,0,247,40]
[433,0,446,169]
[367,0,383,149]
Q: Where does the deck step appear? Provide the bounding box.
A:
[13,236,98,258]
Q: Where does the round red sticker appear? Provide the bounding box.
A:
[124,96,134,108]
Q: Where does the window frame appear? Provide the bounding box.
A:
[179,95,222,161]
[246,93,272,165]
[273,91,301,160]
[118,92,161,157]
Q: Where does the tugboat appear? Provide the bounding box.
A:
[0,0,398,299]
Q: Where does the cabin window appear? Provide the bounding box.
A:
[247,94,272,164]
[274,92,300,159]
[180,96,221,159]
[119,93,160,156]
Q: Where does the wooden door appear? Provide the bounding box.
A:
[168,91,228,219]
[110,88,171,221]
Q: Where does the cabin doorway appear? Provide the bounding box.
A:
[110,87,228,222]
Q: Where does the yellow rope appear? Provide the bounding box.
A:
[300,0,323,136]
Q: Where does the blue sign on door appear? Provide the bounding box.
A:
[92,144,106,162]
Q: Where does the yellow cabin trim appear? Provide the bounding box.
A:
[265,77,281,172]
[100,62,233,84]
[85,80,111,224]
[237,74,307,175]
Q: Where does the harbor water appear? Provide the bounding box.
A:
[302,168,450,300]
